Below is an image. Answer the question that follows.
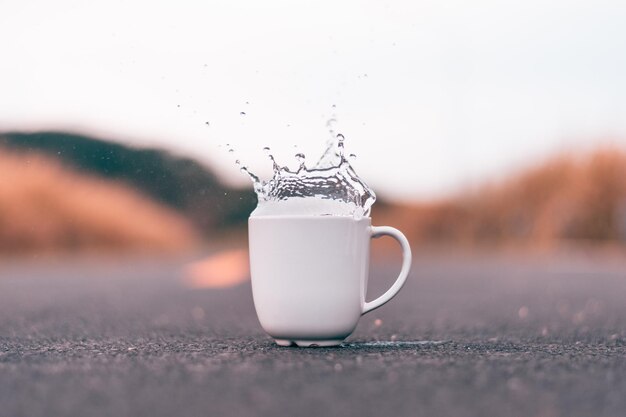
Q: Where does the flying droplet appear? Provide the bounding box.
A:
[235,159,240,165]
[349,153,357,159]
[295,153,305,161]
[331,104,336,108]
[336,133,345,154]
[205,121,210,126]
[263,146,270,153]
[228,148,234,153]
[240,111,246,116]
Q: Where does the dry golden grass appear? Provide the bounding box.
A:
[373,147,626,248]
[0,149,199,254]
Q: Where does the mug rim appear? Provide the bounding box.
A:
[249,214,371,220]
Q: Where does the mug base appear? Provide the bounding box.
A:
[274,338,344,348]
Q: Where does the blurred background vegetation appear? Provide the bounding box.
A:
[0,132,255,254]
[1,131,624,256]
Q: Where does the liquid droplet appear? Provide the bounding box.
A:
[261,146,279,169]
[326,118,338,135]
[205,121,210,126]
[336,134,345,157]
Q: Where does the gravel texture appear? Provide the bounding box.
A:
[1,252,626,417]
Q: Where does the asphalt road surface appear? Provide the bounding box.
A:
[1,250,626,417]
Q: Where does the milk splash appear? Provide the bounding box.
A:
[235,129,376,218]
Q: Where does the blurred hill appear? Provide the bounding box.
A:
[2,131,625,254]
[0,131,256,233]
[374,147,626,248]
[0,148,198,254]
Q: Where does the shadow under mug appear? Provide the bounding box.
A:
[248,215,412,347]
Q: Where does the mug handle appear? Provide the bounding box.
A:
[362,226,412,315]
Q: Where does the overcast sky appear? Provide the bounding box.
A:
[1,0,626,200]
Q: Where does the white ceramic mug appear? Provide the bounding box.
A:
[248,215,412,347]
